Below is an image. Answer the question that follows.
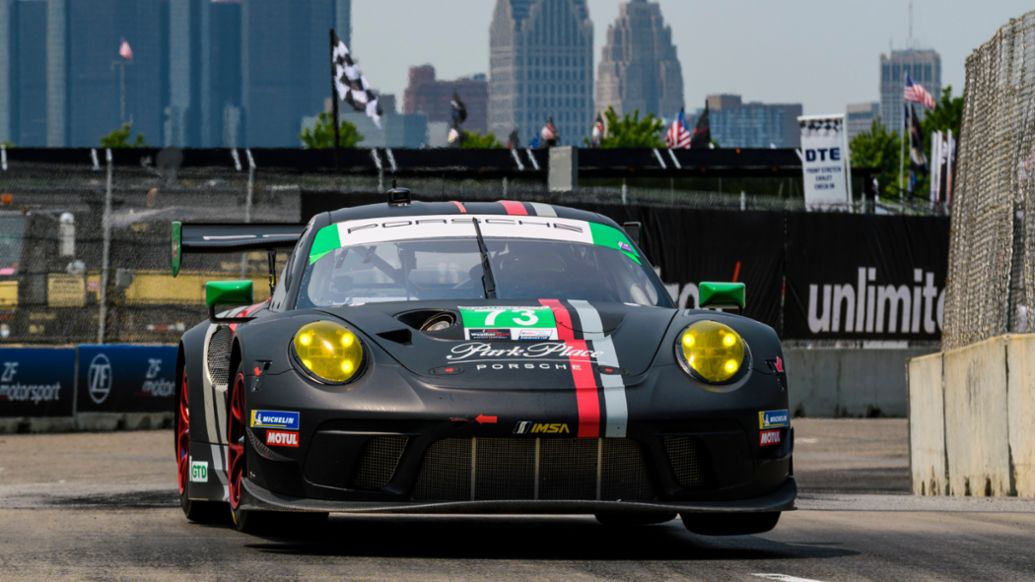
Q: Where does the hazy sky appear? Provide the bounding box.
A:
[353,0,1033,114]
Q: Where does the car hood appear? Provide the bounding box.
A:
[317,300,678,390]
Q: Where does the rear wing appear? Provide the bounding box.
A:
[171,221,305,277]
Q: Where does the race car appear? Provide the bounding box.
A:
[173,189,795,535]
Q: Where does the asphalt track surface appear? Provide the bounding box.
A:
[2,419,1035,581]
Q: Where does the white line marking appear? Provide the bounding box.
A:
[753,574,828,582]
[797,437,819,444]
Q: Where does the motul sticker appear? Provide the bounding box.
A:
[265,429,299,448]
[759,429,781,447]
[459,306,559,341]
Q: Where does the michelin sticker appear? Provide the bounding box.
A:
[250,410,300,430]
[759,409,790,429]
[459,306,559,341]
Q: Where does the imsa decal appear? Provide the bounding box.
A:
[514,421,571,435]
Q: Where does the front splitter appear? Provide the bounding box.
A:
[242,478,797,515]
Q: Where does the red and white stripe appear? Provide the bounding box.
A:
[666,119,691,149]
[904,81,936,110]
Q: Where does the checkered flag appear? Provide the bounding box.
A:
[332,30,382,127]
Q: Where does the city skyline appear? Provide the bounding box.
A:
[354,0,1032,116]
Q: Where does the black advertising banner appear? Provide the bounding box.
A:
[76,345,177,413]
[783,213,949,340]
[0,347,76,417]
[584,205,785,330]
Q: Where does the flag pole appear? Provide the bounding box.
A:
[329,28,340,170]
[899,104,907,203]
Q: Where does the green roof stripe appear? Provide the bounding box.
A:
[308,224,342,264]
[589,222,641,265]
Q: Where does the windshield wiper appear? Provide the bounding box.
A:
[472,217,497,299]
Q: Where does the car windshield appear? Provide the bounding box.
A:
[298,234,670,308]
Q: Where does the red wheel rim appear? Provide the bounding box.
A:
[227,371,246,509]
[176,369,190,496]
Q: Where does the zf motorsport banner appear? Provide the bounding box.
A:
[799,115,850,208]
[76,345,177,413]
[783,213,949,340]
[0,347,76,418]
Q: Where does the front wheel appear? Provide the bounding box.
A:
[680,512,781,536]
[226,368,328,534]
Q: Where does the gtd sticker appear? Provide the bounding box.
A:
[265,430,300,448]
[250,410,300,430]
[759,409,790,429]
[190,460,208,483]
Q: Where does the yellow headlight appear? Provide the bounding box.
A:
[292,321,363,383]
[678,321,746,383]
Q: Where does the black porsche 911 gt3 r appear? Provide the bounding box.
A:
[173,191,794,535]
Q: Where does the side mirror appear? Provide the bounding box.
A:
[622,221,642,247]
[205,280,254,322]
[699,282,746,312]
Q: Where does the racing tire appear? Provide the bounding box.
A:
[679,512,781,536]
[594,512,676,526]
[177,365,228,524]
[226,368,329,535]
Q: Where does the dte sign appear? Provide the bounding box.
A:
[805,148,841,162]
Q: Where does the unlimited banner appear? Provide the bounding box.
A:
[783,213,949,340]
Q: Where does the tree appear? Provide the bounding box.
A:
[0,141,13,148]
[850,119,902,199]
[459,130,503,149]
[100,123,147,148]
[300,111,364,149]
[590,107,665,149]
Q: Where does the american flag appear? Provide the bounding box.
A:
[666,109,691,149]
[904,74,936,110]
[118,38,133,61]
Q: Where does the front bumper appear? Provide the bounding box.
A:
[238,356,794,510]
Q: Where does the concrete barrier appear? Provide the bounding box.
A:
[785,347,936,418]
[1006,336,1035,496]
[909,334,1035,497]
[942,336,1012,496]
[907,352,946,495]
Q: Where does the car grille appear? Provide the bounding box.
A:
[412,438,655,502]
[352,436,409,490]
[662,436,706,488]
[206,325,232,386]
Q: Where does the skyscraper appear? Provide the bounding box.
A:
[489,0,593,146]
[43,0,165,147]
[693,94,802,149]
[166,0,243,147]
[880,49,941,134]
[595,0,682,120]
[846,102,880,141]
[2,0,53,146]
[241,0,342,146]
[403,65,488,134]
[0,0,12,143]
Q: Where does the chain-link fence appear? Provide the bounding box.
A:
[941,10,1035,350]
[0,146,924,345]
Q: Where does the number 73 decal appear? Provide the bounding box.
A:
[458,306,559,341]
